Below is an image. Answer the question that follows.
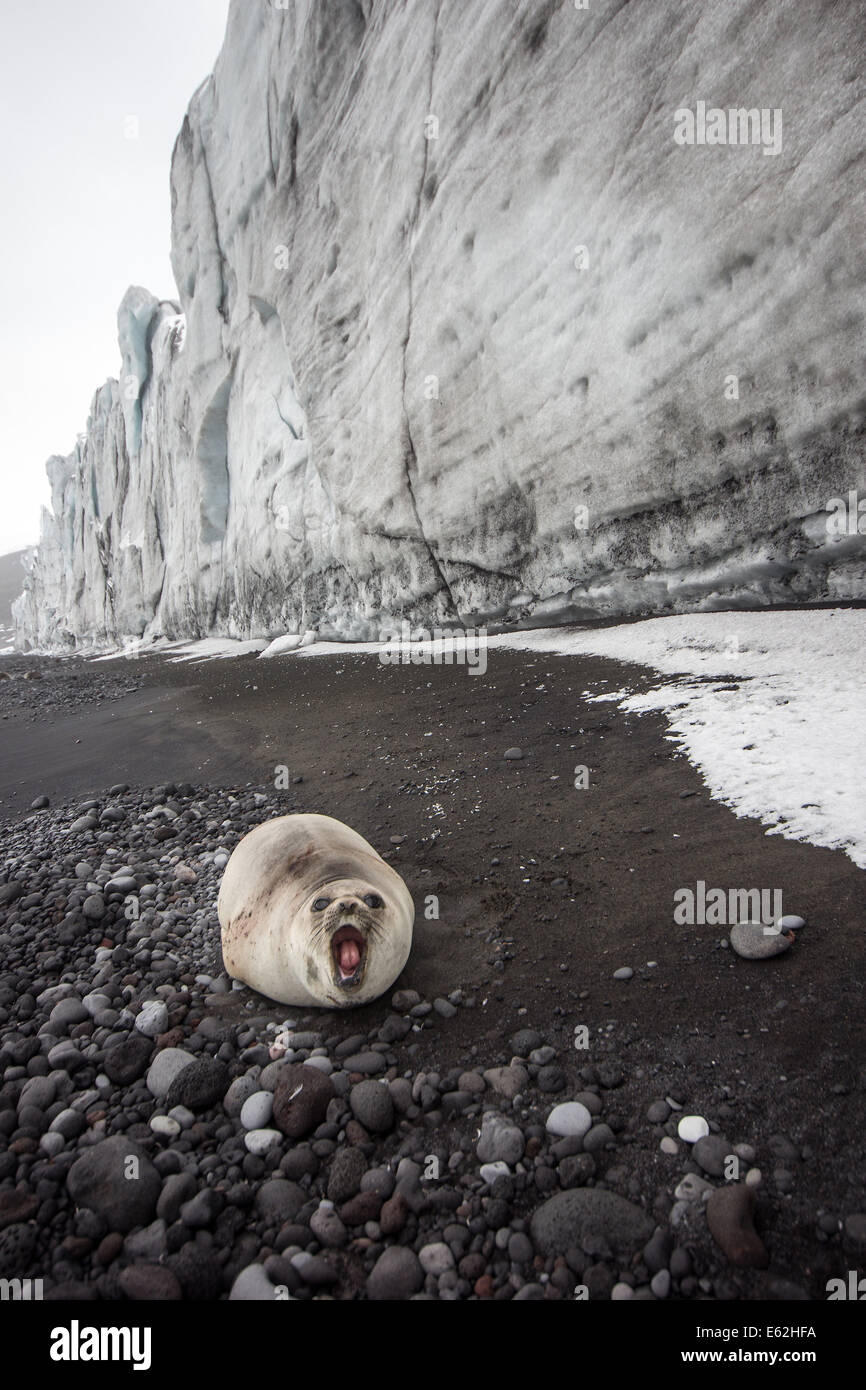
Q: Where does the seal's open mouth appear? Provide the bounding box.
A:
[331,925,366,987]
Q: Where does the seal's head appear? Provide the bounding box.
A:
[218,814,414,1008]
[303,877,394,996]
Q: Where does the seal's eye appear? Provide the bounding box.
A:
[364,893,383,909]
[312,897,331,911]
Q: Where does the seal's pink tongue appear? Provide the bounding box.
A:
[338,940,361,972]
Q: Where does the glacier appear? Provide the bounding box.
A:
[13,0,866,651]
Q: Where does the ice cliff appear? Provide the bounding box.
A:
[14,0,866,650]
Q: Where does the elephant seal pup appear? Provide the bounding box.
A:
[218,813,414,1009]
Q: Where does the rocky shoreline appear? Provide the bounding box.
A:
[1,781,863,1301]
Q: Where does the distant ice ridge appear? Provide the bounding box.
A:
[13,0,866,651]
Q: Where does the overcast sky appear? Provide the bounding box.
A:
[0,0,231,557]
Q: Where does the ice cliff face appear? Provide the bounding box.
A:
[14,0,866,650]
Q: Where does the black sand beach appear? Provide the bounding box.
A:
[0,643,864,1304]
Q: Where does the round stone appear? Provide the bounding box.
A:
[693,1133,734,1177]
[503,748,524,760]
[613,967,633,981]
[223,1072,262,1116]
[778,915,805,931]
[272,1064,335,1138]
[135,1000,169,1037]
[349,1079,394,1134]
[240,1091,274,1131]
[419,1242,455,1276]
[729,922,793,960]
[476,1112,525,1165]
[582,1123,615,1153]
[146,1047,195,1098]
[546,1102,592,1139]
[49,997,89,1029]
[480,1161,511,1185]
[150,1115,181,1138]
[531,1189,653,1258]
[647,1100,671,1123]
[309,1205,347,1249]
[677,1115,710,1143]
[244,1128,283,1155]
[164,1058,229,1111]
[66,1136,161,1233]
[367,1245,423,1300]
[48,1108,86,1140]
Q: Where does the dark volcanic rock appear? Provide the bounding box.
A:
[272,1064,335,1139]
[164,1057,230,1111]
[103,1033,154,1085]
[530,1189,654,1258]
[0,1223,37,1277]
[66,1136,161,1233]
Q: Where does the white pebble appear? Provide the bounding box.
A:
[677,1114,710,1143]
[244,1127,283,1155]
[240,1091,274,1131]
[778,914,805,930]
[613,967,633,981]
[660,1137,679,1155]
[480,1161,511,1184]
[745,1167,762,1187]
[149,1114,181,1138]
[611,1282,634,1300]
[134,1000,168,1037]
[546,1102,592,1139]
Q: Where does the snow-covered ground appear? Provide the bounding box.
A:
[492,610,866,870]
[92,637,267,663]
